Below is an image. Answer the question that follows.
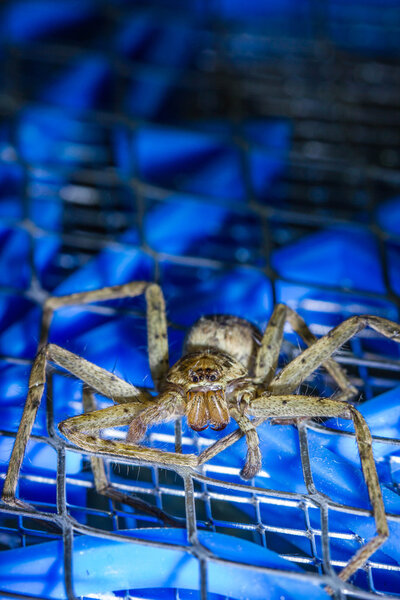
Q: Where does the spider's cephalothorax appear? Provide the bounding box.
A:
[184,314,262,372]
[165,315,261,432]
[166,349,248,431]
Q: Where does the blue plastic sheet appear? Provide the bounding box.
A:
[18,107,112,166]
[377,197,400,235]
[1,201,400,596]
[0,246,154,360]
[328,0,400,55]
[0,224,61,291]
[2,0,96,42]
[136,122,289,200]
[1,240,400,580]
[272,227,387,294]
[41,55,113,111]
[142,196,264,264]
[160,260,273,327]
[0,0,400,596]
[0,529,327,600]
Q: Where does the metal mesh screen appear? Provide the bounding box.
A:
[1,1,400,599]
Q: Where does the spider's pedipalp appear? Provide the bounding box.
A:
[126,389,185,443]
[229,407,262,479]
[59,391,195,468]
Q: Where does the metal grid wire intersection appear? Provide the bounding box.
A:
[0,2,400,600]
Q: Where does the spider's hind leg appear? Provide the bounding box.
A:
[337,405,389,584]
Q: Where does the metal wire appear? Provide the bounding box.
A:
[0,1,400,600]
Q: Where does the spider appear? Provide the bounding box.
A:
[2,281,399,586]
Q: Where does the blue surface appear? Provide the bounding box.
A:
[272,228,387,294]
[0,0,400,598]
[0,529,328,600]
[2,0,96,42]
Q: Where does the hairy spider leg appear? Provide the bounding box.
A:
[1,282,169,511]
[269,314,400,395]
[2,342,150,505]
[255,304,357,401]
[81,389,182,527]
[41,281,169,390]
[246,393,389,586]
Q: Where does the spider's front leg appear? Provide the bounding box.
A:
[1,343,150,506]
[2,281,169,509]
[41,281,169,389]
[80,389,183,527]
[246,393,389,586]
[59,389,199,469]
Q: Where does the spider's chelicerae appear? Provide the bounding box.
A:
[2,281,399,585]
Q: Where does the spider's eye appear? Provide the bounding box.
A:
[192,375,199,383]
[207,370,220,382]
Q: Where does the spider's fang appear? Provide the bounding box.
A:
[207,390,230,430]
[186,389,229,431]
[186,391,209,431]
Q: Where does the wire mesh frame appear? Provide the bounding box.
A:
[2,152,400,597]
[0,3,400,600]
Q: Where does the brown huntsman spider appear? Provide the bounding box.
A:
[2,281,399,586]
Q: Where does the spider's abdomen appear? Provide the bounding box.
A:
[184,315,262,373]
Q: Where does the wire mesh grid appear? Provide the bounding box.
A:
[1,1,400,599]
